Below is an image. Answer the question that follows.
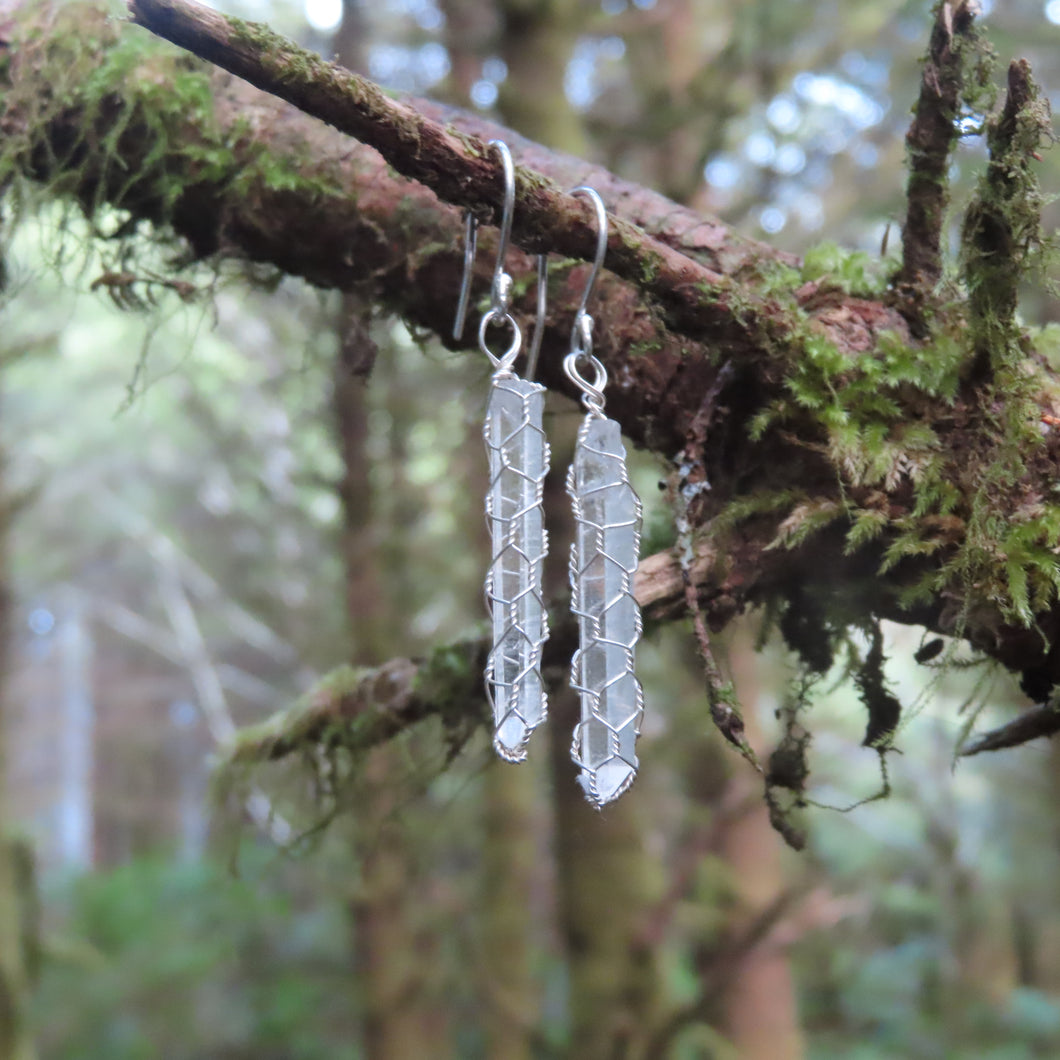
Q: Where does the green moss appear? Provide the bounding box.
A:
[412,637,487,731]
[227,664,369,760]
[755,261,802,299]
[800,241,885,298]
[844,507,889,554]
[226,16,293,61]
[627,337,664,358]
[615,229,661,287]
[766,498,845,550]
[726,267,1056,633]
[961,61,1050,385]
[710,487,805,534]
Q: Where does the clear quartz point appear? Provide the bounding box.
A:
[567,415,644,806]
[484,375,550,760]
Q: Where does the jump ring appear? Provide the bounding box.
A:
[480,309,523,371]
[563,350,608,414]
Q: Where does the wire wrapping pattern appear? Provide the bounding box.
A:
[567,414,644,806]
[484,375,550,760]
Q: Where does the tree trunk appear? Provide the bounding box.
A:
[717,623,804,1060]
[463,362,541,1058]
[0,410,37,1058]
[327,14,437,1052]
[550,685,662,1060]
[334,287,443,1054]
[497,0,588,155]
[545,411,662,1060]
[480,756,541,1060]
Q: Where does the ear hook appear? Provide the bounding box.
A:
[452,210,478,340]
[453,141,548,378]
[451,215,476,343]
[529,185,607,379]
[562,186,610,416]
[453,139,516,344]
[525,254,548,381]
[568,185,608,357]
[487,139,516,307]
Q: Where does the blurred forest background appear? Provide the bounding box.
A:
[5,0,1060,1057]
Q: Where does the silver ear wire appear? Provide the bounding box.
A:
[525,252,548,381]
[563,185,610,416]
[568,185,608,348]
[488,139,516,305]
[452,141,547,379]
[453,210,478,340]
[528,184,607,385]
[454,139,515,344]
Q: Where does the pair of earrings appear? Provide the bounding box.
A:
[454,140,644,808]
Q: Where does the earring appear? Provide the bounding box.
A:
[454,140,549,762]
[562,188,644,807]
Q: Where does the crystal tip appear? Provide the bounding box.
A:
[494,715,532,762]
[578,758,637,807]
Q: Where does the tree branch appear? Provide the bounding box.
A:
[4,1,912,459]
[221,544,725,766]
[225,658,440,766]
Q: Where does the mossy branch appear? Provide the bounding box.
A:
[894,0,982,331]
[962,59,1051,381]
[220,544,735,767]
[126,0,749,344]
[224,659,442,766]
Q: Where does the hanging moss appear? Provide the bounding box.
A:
[0,3,343,263]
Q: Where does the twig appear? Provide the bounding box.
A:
[90,596,280,704]
[643,884,809,1057]
[960,702,1060,755]
[669,361,760,769]
[150,538,293,843]
[103,497,301,665]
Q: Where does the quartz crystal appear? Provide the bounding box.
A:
[567,415,644,805]
[484,375,550,760]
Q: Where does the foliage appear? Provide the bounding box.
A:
[34,850,361,1059]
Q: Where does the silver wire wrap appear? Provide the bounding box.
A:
[567,415,644,805]
[455,140,550,761]
[563,187,645,806]
[484,375,550,760]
